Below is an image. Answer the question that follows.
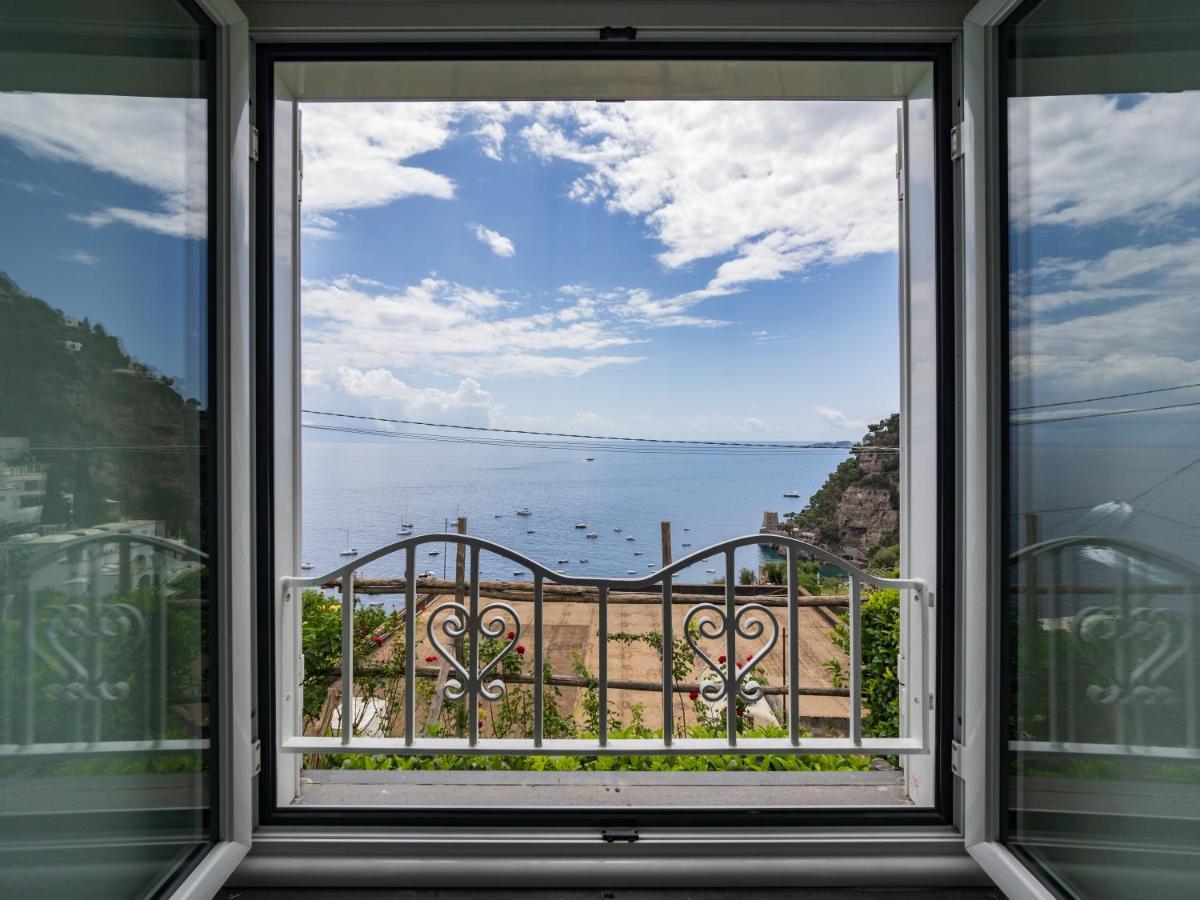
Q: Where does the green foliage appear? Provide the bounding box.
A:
[738,567,755,585]
[867,543,900,573]
[825,588,900,739]
[786,413,899,551]
[326,724,875,773]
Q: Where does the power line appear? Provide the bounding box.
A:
[1012,381,1200,411]
[1017,400,1200,424]
[301,422,862,456]
[302,408,895,452]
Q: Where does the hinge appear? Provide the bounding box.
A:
[602,827,639,843]
[950,739,964,779]
[249,125,259,162]
[950,124,964,161]
[297,149,303,204]
[252,738,262,776]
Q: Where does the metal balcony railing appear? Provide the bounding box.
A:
[1008,535,1200,761]
[1,532,208,757]
[280,534,930,757]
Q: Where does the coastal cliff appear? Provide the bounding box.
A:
[786,414,899,566]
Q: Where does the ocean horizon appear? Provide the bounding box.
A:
[301,434,850,598]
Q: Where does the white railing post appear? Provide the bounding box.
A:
[598,585,608,747]
[533,573,544,747]
[787,545,800,747]
[661,575,673,745]
[404,545,416,747]
[849,575,862,747]
[340,571,354,744]
[725,550,736,746]
[468,547,480,747]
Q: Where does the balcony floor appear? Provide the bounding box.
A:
[295,769,911,808]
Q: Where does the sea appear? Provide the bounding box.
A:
[301,435,850,600]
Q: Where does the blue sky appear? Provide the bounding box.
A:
[297,100,904,440]
[3,90,1199,446]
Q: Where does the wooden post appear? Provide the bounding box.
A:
[660,520,672,567]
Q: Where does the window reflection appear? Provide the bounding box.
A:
[1005,1,1200,897]
[0,2,214,897]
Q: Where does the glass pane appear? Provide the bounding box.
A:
[283,57,935,811]
[0,2,214,896]
[1004,1,1200,896]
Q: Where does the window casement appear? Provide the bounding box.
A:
[252,41,958,839]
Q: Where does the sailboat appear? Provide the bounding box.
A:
[339,531,357,556]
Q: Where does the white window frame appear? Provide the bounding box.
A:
[237,31,973,891]
[170,1,255,898]
[959,1,1057,897]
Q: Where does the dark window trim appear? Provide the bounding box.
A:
[154,0,220,895]
[254,39,958,831]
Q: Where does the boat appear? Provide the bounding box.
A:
[338,530,357,556]
[513,571,524,577]
[418,570,437,579]
[428,549,440,557]
[586,533,598,539]
[300,562,314,570]
[706,569,716,574]
[575,522,588,529]
[683,527,690,532]
[401,522,414,529]
[634,551,643,556]
[681,542,691,547]
[626,536,636,541]
[584,457,595,462]
[526,529,536,534]
[627,570,637,574]
[366,599,384,608]
[516,507,532,516]
[397,529,412,536]
[783,491,801,498]
[613,527,622,532]
[578,558,589,563]
[557,558,569,564]
[494,514,503,518]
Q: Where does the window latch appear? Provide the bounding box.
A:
[599,26,637,40]
[602,827,639,843]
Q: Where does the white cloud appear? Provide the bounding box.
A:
[302,274,646,383]
[743,417,768,432]
[1011,92,1200,230]
[521,100,900,297]
[0,93,207,237]
[306,368,500,424]
[473,120,507,160]
[816,405,867,431]
[1012,239,1200,411]
[469,223,516,257]
[300,103,457,214]
[59,250,97,266]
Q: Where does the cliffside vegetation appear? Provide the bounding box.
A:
[0,273,206,543]
[786,413,900,569]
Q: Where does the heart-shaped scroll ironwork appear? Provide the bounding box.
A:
[426,600,522,702]
[1076,604,1184,706]
[683,601,779,703]
[37,602,145,702]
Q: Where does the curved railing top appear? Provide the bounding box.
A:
[18,531,207,574]
[1010,534,1200,581]
[281,531,924,594]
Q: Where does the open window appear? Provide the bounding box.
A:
[256,44,953,829]
[963,1,1200,897]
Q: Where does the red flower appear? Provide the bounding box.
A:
[717,655,727,664]
[515,645,526,655]
[746,654,754,661]
[688,690,699,701]
[372,635,383,644]
[506,630,516,639]
[736,661,744,668]
[424,654,437,663]
[478,702,484,709]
